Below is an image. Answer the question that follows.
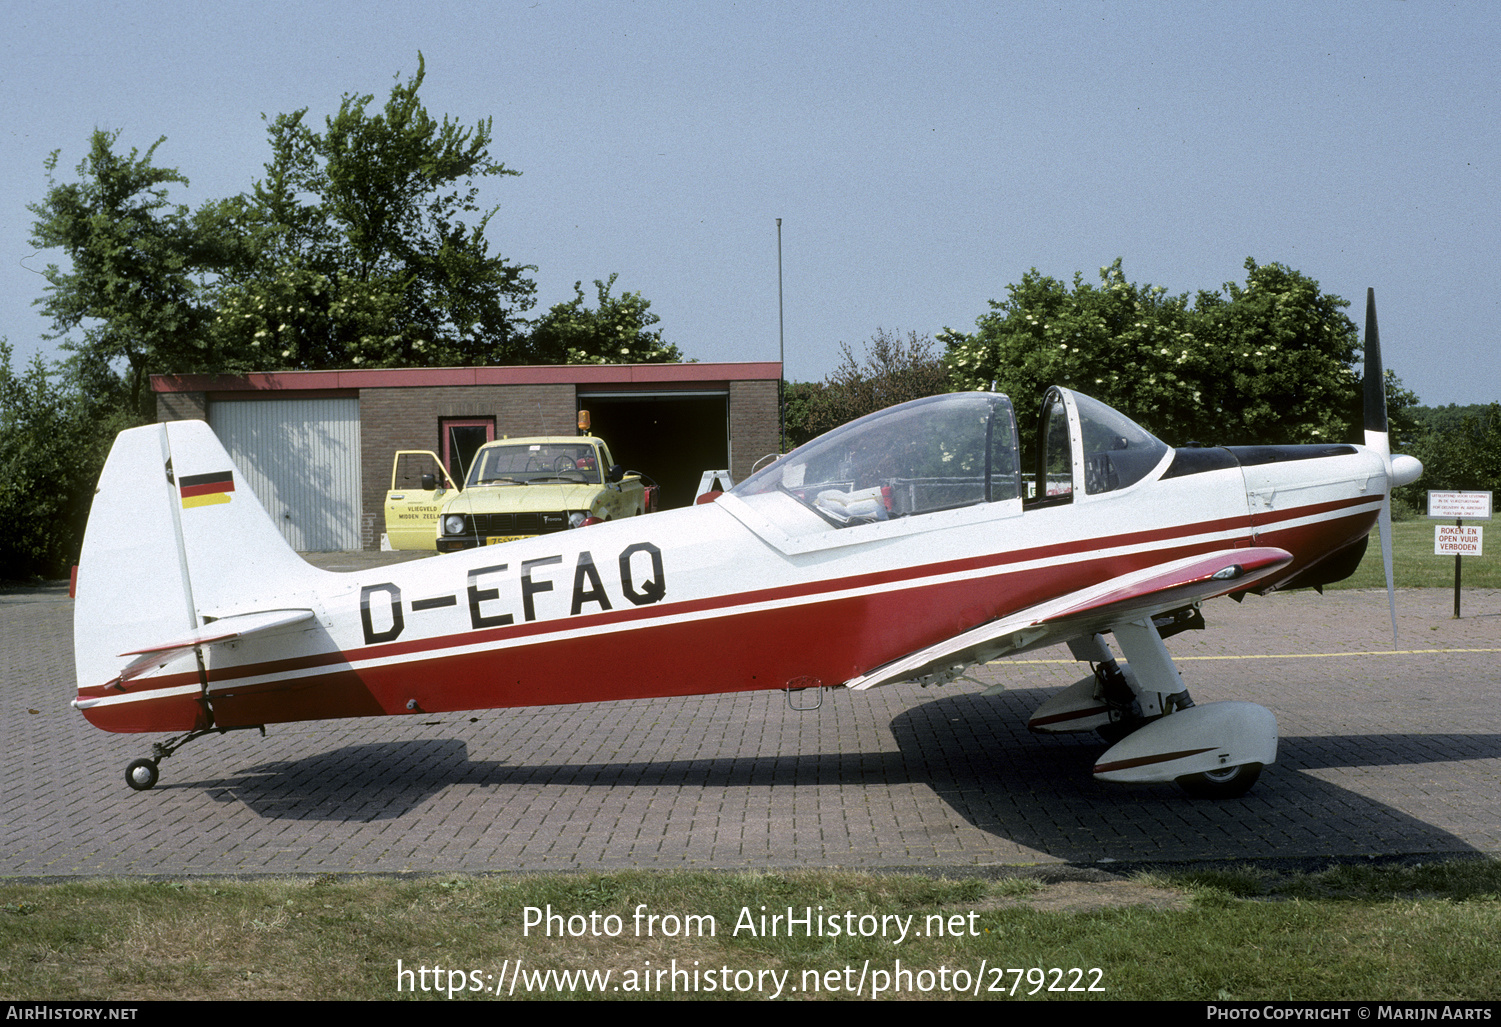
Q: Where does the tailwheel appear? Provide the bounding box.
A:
[1176,762,1262,799]
[125,758,159,791]
[120,723,267,790]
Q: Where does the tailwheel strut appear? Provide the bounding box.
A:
[124,724,266,791]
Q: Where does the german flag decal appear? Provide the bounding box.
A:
[180,471,235,508]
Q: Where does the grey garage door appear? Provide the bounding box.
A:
[208,397,362,551]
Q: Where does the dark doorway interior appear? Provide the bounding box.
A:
[579,394,729,509]
[440,417,495,484]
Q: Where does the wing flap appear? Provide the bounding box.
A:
[845,547,1291,692]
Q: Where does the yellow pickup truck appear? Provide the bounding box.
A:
[383,436,651,552]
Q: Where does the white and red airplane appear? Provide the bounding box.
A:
[73,291,1421,796]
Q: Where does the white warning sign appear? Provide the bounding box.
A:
[1435,524,1483,556]
[1427,491,1492,519]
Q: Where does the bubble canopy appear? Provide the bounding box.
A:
[731,392,1022,528]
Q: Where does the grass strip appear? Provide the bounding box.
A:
[2,861,1498,1001]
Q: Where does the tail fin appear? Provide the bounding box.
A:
[73,420,328,692]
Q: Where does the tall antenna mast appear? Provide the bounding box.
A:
[777,217,785,455]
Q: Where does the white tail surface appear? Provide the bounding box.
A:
[73,421,331,691]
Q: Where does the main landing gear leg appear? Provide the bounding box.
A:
[1108,619,1196,719]
[1064,629,1195,743]
[124,724,266,791]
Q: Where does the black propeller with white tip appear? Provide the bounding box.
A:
[1363,289,1424,645]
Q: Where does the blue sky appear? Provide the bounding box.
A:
[3,1,1497,405]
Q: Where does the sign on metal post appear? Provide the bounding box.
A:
[1428,491,1493,520]
[1427,491,1492,619]
[1434,524,1483,556]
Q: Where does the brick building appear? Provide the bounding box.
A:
[152,362,781,551]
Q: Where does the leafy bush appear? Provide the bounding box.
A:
[0,342,133,579]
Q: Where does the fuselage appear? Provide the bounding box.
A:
[74,436,1386,736]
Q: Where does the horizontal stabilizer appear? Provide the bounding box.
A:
[845,547,1292,692]
[116,609,315,682]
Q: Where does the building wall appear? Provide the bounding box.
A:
[358,384,577,549]
[729,379,781,482]
[157,391,207,422]
[153,364,781,551]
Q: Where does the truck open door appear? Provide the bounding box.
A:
[384,450,458,550]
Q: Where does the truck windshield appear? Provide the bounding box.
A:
[467,443,603,486]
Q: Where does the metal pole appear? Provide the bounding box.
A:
[1454,517,1463,619]
[777,218,785,455]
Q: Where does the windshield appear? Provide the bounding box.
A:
[731,393,1020,527]
[1073,391,1169,495]
[1033,388,1169,501]
[466,442,604,486]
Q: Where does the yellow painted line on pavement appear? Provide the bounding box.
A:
[1001,648,1501,665]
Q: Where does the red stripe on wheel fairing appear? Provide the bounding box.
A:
[1029,705,1111,728]
[1094,747,1217,774]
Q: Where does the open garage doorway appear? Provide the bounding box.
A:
[578,392,729,510]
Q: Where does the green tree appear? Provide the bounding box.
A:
[211,53,536,369]
[943,258,1375,448]
[942,259,1201,441]
[1404,402,1494,442]
[1189,259,1361,446]
[1398,404,1501,512]
[785,328,949,447]
[526,273,682,364]
[0,342,133,579]
[30,57,690,387]
[27,132,232,418]
[780,379,826,450]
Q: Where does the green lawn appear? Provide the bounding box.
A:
[2,863,1498,1000]
[1332,518,1498,589]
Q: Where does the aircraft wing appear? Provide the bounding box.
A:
[844,547,1293,692]
[115,609,316,683]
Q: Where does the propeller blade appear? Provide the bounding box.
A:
[1379,497,1398,645]
[1364,288,1399,646]
[1363,287,1389,456]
